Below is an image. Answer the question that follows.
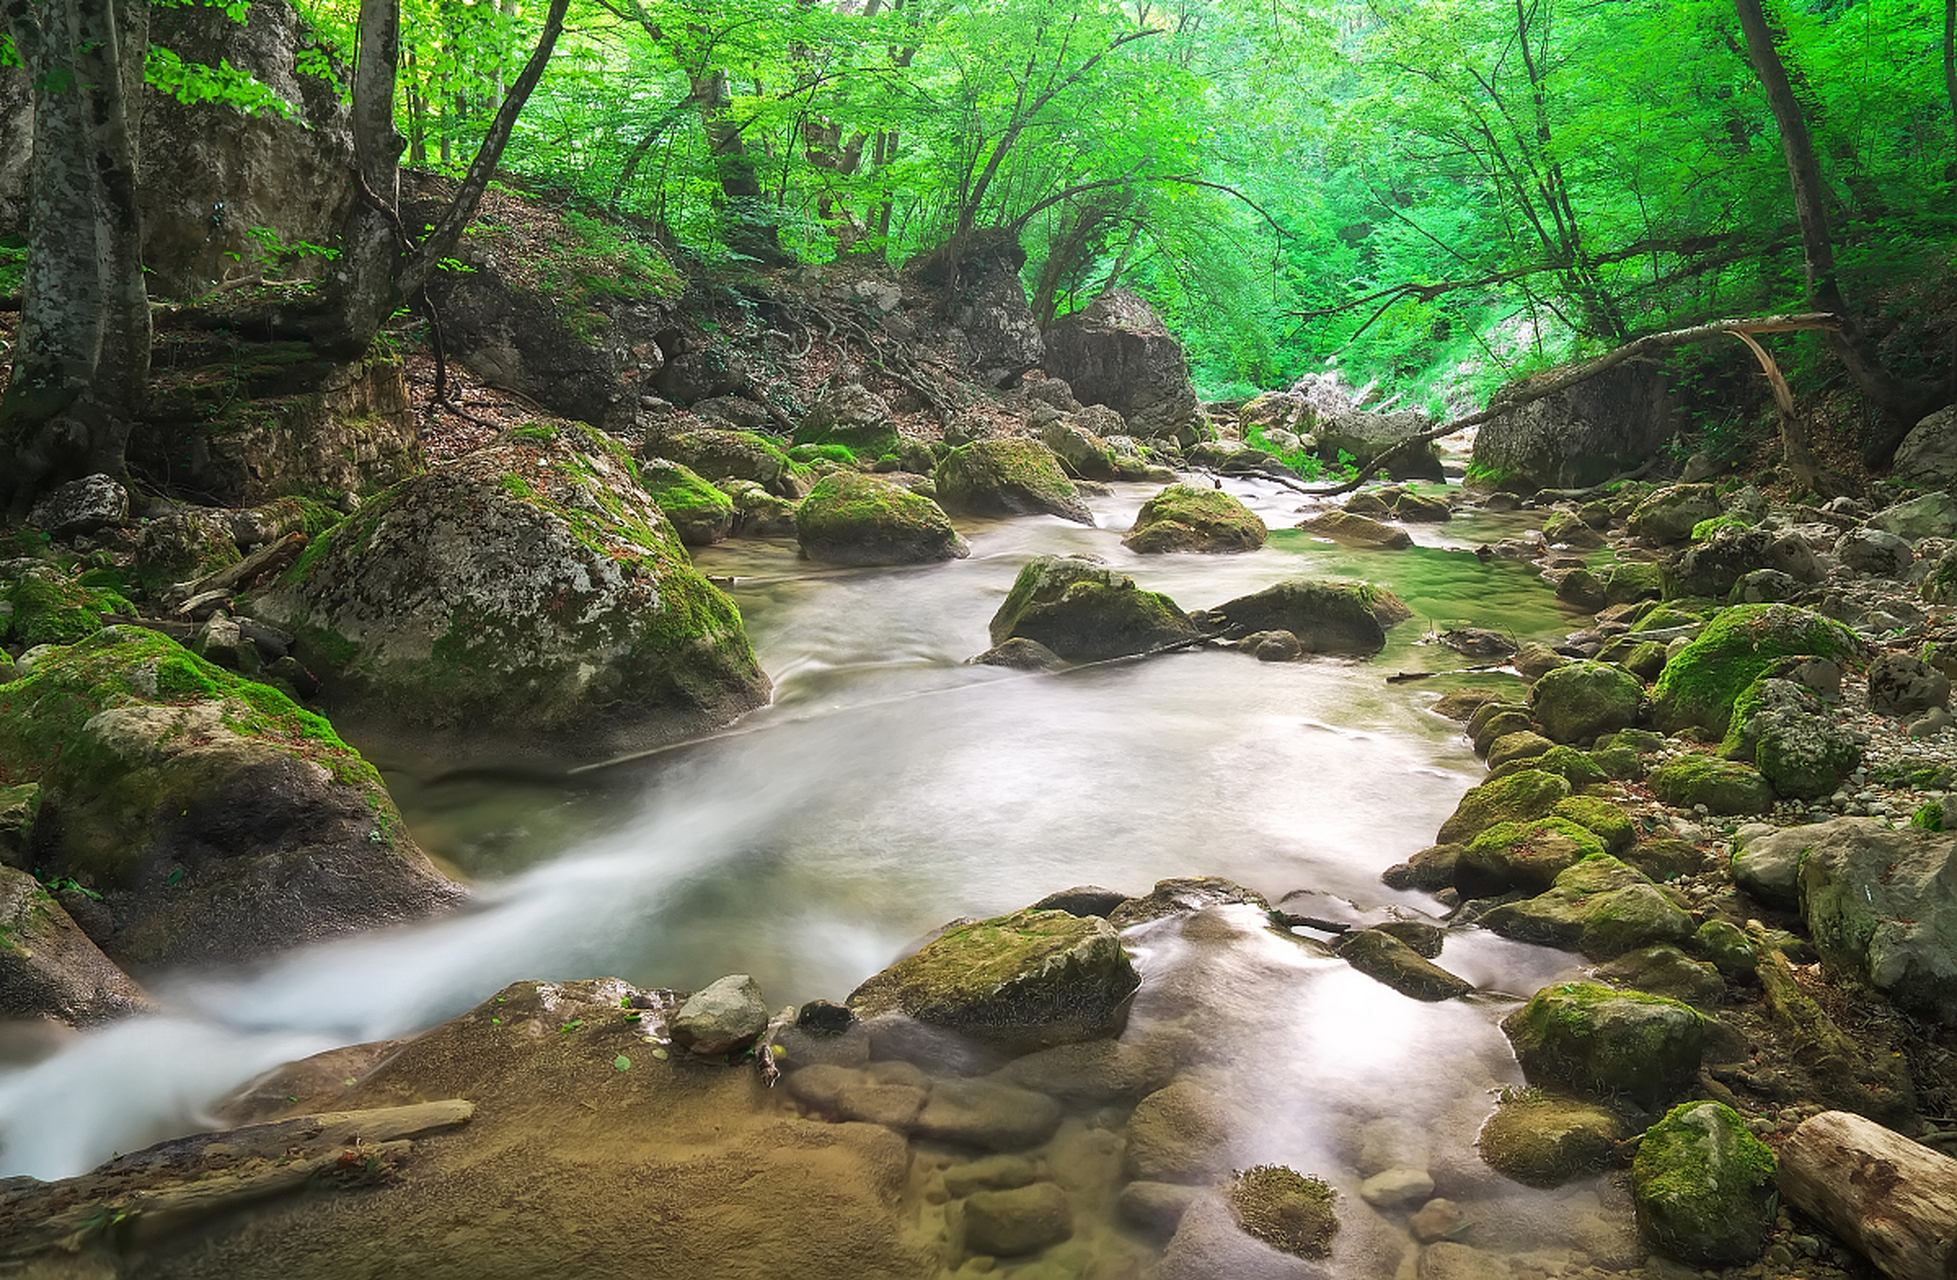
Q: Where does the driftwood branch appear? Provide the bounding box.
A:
[1296,312,1843,498]
[1779,1109,1957,1280]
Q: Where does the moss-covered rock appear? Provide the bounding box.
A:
[1468,703,1535,755]
[1627,484,1721,543]
[1631,1101,1776,1265]
[1651,604,1863,736]
[1038,412,1119,481]
[1549,795,1634,853]
[795,472,969,567]
[1437,769,1571,844]
[249,421,770,764]
[650,428,804,498]
[1719,677,1860,800]
[0,628,462,969]
[1485,730,1554,772]
[1333,927,1474,1001]
[1477,1092,1626,1188]
[0,783,38,868]
[1198,579,1411,656]
[639,457,735,546]
[1458,818,1606,896]
[1123,485,1267,553]
[935,439,1093,525]
[794,384,901,459]
[0,568,136,649]
[719,478,801,537]
[1596,943,1726,1007]
[1224,1165,1337,1260]
[1500,980,1705,1104]
[988,555,1198,661]
[1648,754,1775,815]
[1482,854,1696,959]
[1795,816,1957,1022]
[1296,509,1411,550]
[1491,744,1608,788]
[1529,660,1644,744]
[847,908,1140,1054]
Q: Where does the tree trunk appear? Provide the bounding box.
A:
[691,67,787,262]
[1778,1110,1957,1280]
[1731,0,1942,464]
[316,0,407,358]
[1945,0,1956,168]
[0,0,151,515]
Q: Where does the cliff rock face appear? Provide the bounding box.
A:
[1042,291,1205,446]
[1471,359,1681,491]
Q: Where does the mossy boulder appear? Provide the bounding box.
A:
[1296,509,1411,550]
[650,428,803,498]
[640,457,736,546]
[988,555,1198,661]
[1123,485,1267,554]
[1631,1101,1776,1265]
[1482,854,1696,959]
[847,908,1141,1054]
[1627,484,1722,543]
[0,783,39,867]
[1198,579,1412,656]
[935,439,1094,525]
[1500,980,1705,1105]
[794,383,901,459]
[1719,676,1860,800]
[1549,796,1634,853]
[0,568,136,649]
[249,421,770,764]
[720,478,801,537]
[1491,744,1607,788]
[1468,702,1534,754]
[1485,730,1553,771]
[1436,769,1571,844]
[1332,927,1474,1001]
[1648,754,1775,815]
[795,472,969,566]
[1530,660,1644,744]
[1038,412,1119,481]
[1224,1166,1337,1260]
[1650,604,1863,736]
[1477,1093,1626,1188]
[1596,944,1726,1008]
[0,628,462,969]
[1457,818,1607,896]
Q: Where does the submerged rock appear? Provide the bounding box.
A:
[846,908,1140,1054]
[934,438,1094,524]
[1296,509,1411,550]
[987,555,1198,661]
[1199,578,1412,655]
[0,628,460,969]
[795,471,969,566]
[1124,485,1267,553]
[249,421,770,763]
[1501,981,1705,1105]
[1332,928,1473,1001]
[1477,1092,1626,1188]
[961,1181,1072,1256]
[1631,1101,1776,1265]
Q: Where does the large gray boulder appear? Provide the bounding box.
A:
[1471,360,1682,492]
[27,475,129,538]
[988,555,1198,661]
[1627,484,1722,544]
[1312,407,1443,482]
[1041,290,1205,446]
[907,230,1045,389]
[847,908,1141,1054]
[250,421,771,764]
[1891,405,1957,490]
[1795,817,1957,1022]
[671,974,769,1057]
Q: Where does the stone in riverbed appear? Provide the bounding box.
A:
[1647,755,1775,814]
[962,1181,1072,1256]
[649,427,804,498]
[639,457,735,546]
[1794,816,1957,1022]
[1595,944,1725,1008]
[1332,928,1473,1001]
[1125,485,1268,553]
[1198,578,1412,655]
[1529,660,1644,744]
[1501,980,1705,1105]
[1296,509,1411,550]
[785,1061,929,1128]
[987,554,1198,661]
[847,908,1140,1054]
[671,973,768,1057]
[1631,1101,1776,1265]
[1476,1092,1626,1188]
[1435,769,1571,845]
[913,1075,1063,1150]
[795,471,969,566]
[935,438,1094,524]
[1865,652,1950,717]
[1650,604,1863,736]
[0,865,154,1026]
[1125,1079,1240,1182]
[1456,817,1605,896]
[1480,854,1695,960]
[1626,484,1721,544]
[1719,677,1859,800]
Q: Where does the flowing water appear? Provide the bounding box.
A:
[0,477,1623,1271]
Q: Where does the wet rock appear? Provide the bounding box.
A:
[1119,1180,1201,1240]
[942,1153,1038,1197]
[1492,745,1604,787]
[1549,796,1633,853]
[0,628,462,970]
[785,1061,928,1127]
[915,1076,1063,1150]
[672,974,768,1057]
[1037,408,1120,480]
[0,865,153,1026]
[1155,1193,1318,1280]
[1245,629,1304,661]
[1296,509,1411,550]
[1482,854,1695,960]
[1381,843,1463,893]
[1596,944,1725,1008]
[1042,289,1205,445]
[1457,818,1605,896]
[1795,817,1957,1022]
[1359,1167,1435,1208]
[771,1003,871,1069]
[995,1032,1185,1103]
[1626,485,1721,544]
[795,383,900,459]
[1476,1093,1625,1188]
[1631,1101,1775,1265]
[848,908,1140,1054]
[971,637,1064,671]
[651,428,804,498]
[29,474,130,538]
[1108,876,1269,926]
[719,478,800,536]
[1720,676,1859,800]
[1410,1198,1464,1243]
[248,422,770,763]
[1124,1079,1239,1182]
[987,554,1198,661]
[1512,642,1569,682]
[1835,527,1915,578]
[1199,578,1412,656]
[1440,628,1518,660]
[1648,754,1775,814]
[1528,660,1644,744]
[935,438,1094,524]
[1501,981,1705,1105]
[1333,928,1473,1001]
[795,471,969,566]
[1436,769,1571,845]
[961,1180,1072,1256]
[1124,485,1267,553]
[1028,885,1128,918]
[1226,1164,1340,1259]
[1469,705,1536,754]
[1866,652,1950,717]
[1418,1240,1515,1280]
[1484,732,1553,773]
[1541,510,1604,548]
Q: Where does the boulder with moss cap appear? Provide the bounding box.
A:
[1529,660,1644,744]
[847,908,1141,1055]
[638,457,735,546]
[795,472,968,566]
[1632,1101,1776,1265]
[1478,1092,1626,1188]
[988,555,1198,661]
[248,421,770,765]
[1650,604,1863,736]
[1436,768,1571,844]
[1198,578,1411,655]
[0,628,462,969]
[1123,485,1267,553]
[934,438,1094,525]
[1501,980,1705,1104]
[1481,854,1696,959]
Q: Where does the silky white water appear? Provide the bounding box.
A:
[0,477,1585,1182]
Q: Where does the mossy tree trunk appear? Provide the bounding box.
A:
[0,0,150,517]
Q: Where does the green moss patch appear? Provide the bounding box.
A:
[1651,604,1862,735]
[1,576,135,648]
[1226,1166,1338,1259]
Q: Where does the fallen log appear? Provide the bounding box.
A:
[1778,1109,1957,1280]
[170,530,308,603]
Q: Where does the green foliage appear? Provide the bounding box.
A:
[1910,799,1945,832]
